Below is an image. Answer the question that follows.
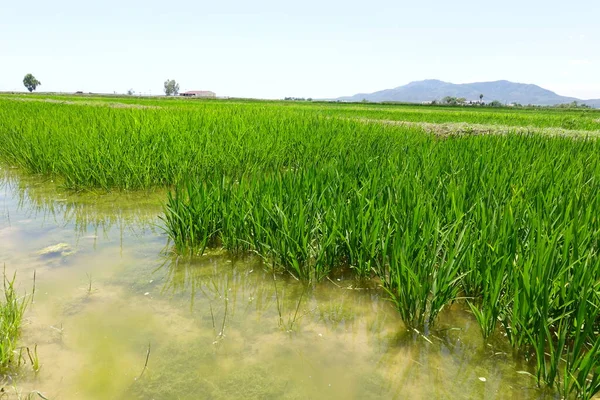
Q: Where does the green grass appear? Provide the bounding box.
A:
[160,121,600,398]
[0,271,31,374]
[0,97,398,190]
[1,95,600,398]
[315,103,600,131]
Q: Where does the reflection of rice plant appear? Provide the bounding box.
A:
[210,278,230,348]
[135,343,151,381]
[7,387,50,400]
[86,273,93,295]
[284,286,306,333]
[317,294,359,332]
[272,273,308,333]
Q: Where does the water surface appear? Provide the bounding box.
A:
[0,166,553,399]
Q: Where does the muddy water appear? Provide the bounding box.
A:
[0,167,553,399]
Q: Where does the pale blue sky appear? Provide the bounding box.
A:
[1,0,598,99]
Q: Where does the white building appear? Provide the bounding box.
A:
[180,90,216,98]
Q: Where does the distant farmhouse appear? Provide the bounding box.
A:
[180,90,216,98]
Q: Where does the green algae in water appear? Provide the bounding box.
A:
[37,243,76,257]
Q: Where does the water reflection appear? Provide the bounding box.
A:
[1,166,163,241]
[153,252,550,400]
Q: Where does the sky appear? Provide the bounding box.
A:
[1,0,599,99]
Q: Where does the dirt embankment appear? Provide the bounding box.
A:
[355,118,600,138]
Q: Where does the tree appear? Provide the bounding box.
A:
[127,88,134,95]
[23,73,41,92]
[163,79,180,96]
[479,94,484,103]
[489,100,503,108]
[442,96,458,105]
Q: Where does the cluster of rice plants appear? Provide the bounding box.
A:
[0,271,31,374]
[163,131,600,398]
[1,96,600,397]
[0,98,397,190]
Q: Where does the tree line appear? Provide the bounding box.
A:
[19,74,183,97]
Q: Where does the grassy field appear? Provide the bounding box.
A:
[1,94,600,398]
[4,92,600,130]
[318,103,600,130]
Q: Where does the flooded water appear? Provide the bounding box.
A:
[0,166,555,399]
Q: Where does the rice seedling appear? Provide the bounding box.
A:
[2,95,600,398]
[25,345,40,373]
[0,269,32,374]
[135,343,151,381]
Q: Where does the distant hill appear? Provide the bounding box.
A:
[336,80,600,108]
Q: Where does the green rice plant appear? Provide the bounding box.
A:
[380,214,467,330]
[3,96,600,398]
[316,102,600,131]
[25,344,40,373]
[165,123,600,398]
[511,197,600,397]
[339,185,395,279]
[0,270,31,374]
[465,202,518,339]
[161,180,223,255]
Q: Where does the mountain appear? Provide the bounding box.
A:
[336,80,600,108]
[585,99,600,108]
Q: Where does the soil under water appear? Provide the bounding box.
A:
[0,166,556,399]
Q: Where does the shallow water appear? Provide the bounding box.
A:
[0,166,555,399]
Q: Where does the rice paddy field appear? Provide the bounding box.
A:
[1,93,600,399]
